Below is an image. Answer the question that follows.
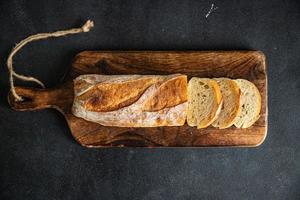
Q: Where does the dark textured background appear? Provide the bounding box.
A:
[0,0,300,199]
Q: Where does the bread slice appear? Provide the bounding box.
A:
[187,78,223,128]
[233,79,261,128]
[212,78,241,129]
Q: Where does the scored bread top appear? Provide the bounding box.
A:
[75,76,161,112]
[143,75,188,111]
[233,79,261,128]
[187,78,223,128]
[74,74,187,112]
[212,78,241,129]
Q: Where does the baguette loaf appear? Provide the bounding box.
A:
[72,74,188,127]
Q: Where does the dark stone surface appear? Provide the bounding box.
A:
[0,0,299,199]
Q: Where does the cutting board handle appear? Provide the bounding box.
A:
[8,86,67,111]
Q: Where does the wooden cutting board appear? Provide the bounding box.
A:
[8,51,268,148]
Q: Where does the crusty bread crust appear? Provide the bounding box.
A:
[72,74,188,127]
[77,77,162,112]
[143,75,187,111]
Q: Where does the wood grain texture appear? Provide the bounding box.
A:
[8,51,268,148]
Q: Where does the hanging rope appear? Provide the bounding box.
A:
[7,20,94,101]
